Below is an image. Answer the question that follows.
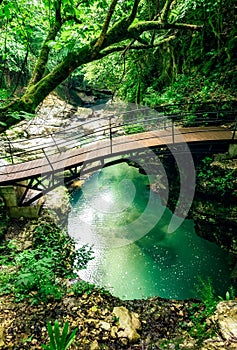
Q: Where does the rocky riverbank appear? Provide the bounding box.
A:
[1,289,237,350]
[1,212,237,350]
[0,187,237,349]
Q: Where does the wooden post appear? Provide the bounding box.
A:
[172,119,175,144]
[109,116,113,153]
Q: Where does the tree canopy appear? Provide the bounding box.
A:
[0,0,203,131]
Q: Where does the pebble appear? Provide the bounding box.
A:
[99,321,111,331]
[90,340,100,350]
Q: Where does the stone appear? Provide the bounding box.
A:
[44,186,70,225]
[200,301,237,349]
[201,336,232,349]
[75,107,94,119]
[110,326,118,338]
[90,340,100,350]
[69,179,84,190]
[0,185,44,218]
[113,306,141,343]
[99,321,110,331]
[0,325,5,348]
[215,301,237,341]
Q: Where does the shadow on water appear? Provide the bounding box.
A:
[68,163,232,300]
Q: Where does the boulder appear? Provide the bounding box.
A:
[75,107,94,119]
[43,186,71,226]
[201,301,237,350]
[216,301,237,341]
[112,306,141,343]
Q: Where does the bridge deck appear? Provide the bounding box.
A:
[0,126,235,185]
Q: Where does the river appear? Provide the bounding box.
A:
[68,163,232,300]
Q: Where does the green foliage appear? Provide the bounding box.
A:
[42,320,78,350]
[70,279,110,297]
[15,250,64,303]
[70,280,96,296]
[6,110,35,121]
[0,0,47,82]
[124,123,145,135]
[195,277,218,312]
[0,247,65,303]
[32,222,94,276]
[104,0,236,107]
[226,286,236,300]
[143,73,236,108]
[0,0,236,131]
[0,266,15,295]
[0,220,94,304]
[181,278,219,344]
[197,156,236,196]
[219,286,236,302]
[182,278,236,345]
[0,88,10,101]
[82,53,123,93]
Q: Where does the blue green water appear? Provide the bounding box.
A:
[68,163,232,300]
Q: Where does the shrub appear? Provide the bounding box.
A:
[0,220,94,304]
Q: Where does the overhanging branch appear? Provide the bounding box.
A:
[99,34,177,57]
[93,0,119,51]
[129,0,140,23]
[128,20,203,37]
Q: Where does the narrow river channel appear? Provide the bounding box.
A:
[68,163,232,300]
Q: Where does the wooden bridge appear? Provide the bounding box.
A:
[0,106,236,209]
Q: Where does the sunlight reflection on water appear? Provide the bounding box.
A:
[68,163,232,300]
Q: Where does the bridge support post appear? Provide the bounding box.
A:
[0,185,43,219]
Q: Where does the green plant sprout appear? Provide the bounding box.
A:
[42,320,78,350]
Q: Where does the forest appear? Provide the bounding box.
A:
[0,0,237,349]
[0,0,236,132]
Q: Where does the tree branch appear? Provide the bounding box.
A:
[160,0,174,22]
[26,2,63,89]
[99,34,177,57]
[128,20,203,38]
[129,0,140,23]
[121,39,136,56]
[26,23,62,89]
[55,0,62,23]
[93,0,119,51]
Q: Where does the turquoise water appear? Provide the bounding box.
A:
[68,163,232,300]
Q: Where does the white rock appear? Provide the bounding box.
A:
[113,306,141,343]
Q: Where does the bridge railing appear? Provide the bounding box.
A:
[0,106,236,169]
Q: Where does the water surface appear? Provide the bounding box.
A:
[68,163,231,300]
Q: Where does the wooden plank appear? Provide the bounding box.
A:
[0,126,235,185]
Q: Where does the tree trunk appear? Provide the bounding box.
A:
[0,12,202,132]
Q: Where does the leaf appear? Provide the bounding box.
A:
[3,5,11,19]
[46,40,57,48]
[64,328,78,349]
[42,320,77,349]
[60,320,69,347]
[46,321,56,349]
[53,320,61,347]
